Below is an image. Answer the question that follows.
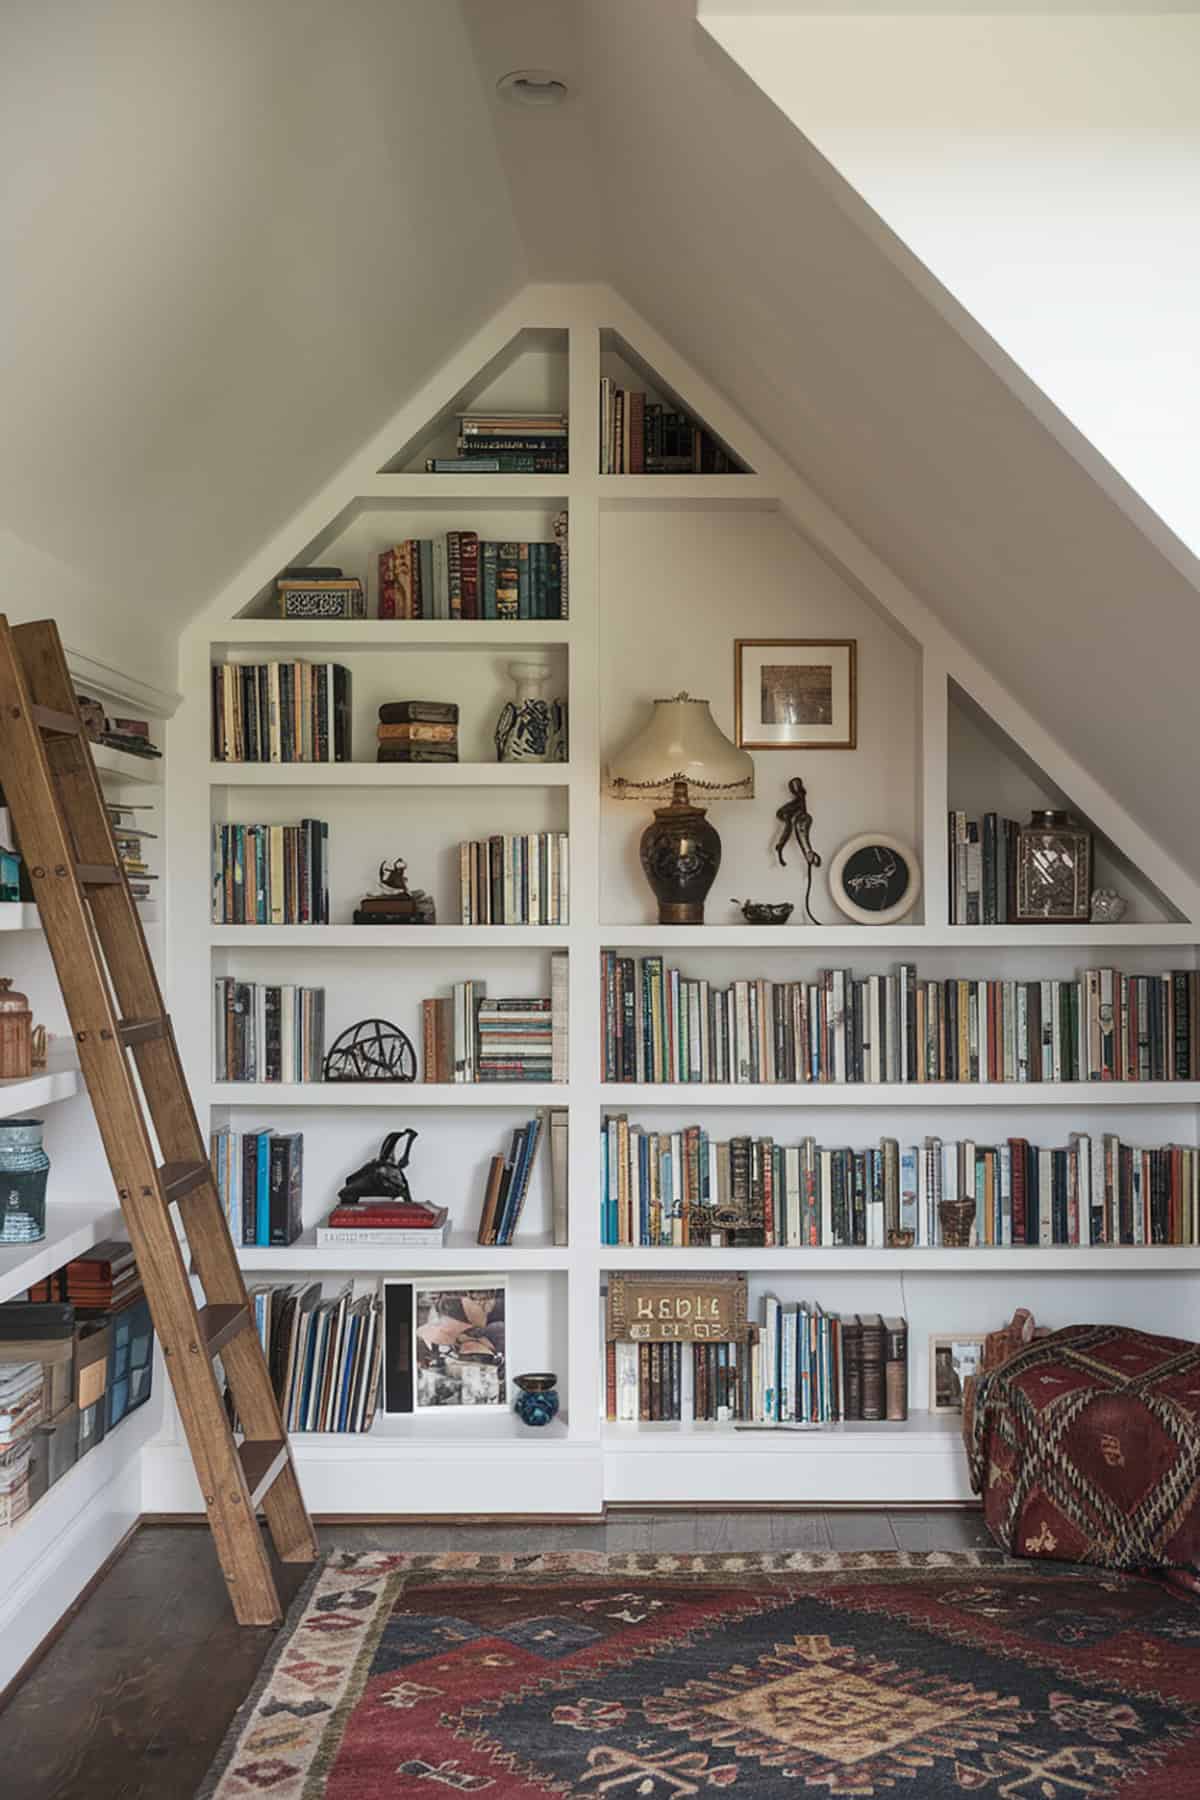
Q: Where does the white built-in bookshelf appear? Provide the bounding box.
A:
[153,285,1200,1517]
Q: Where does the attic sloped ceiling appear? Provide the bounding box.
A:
[1,0,525,666]
[464,0,1200,881]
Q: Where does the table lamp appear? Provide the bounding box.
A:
[608,692,754,924]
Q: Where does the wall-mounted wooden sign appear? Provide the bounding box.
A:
[606,1272,748,1343]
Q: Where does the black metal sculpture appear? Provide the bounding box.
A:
[773,777,821,925]
[322,1018,418,1083]
[337,1128,421,1207]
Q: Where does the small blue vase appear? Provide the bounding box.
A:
[0,1117,49,1244]
[514,1372,560,1428]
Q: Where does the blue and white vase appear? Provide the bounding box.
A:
[495,662,566,764]
[514,1372,560,1428]
[0,1118,49,1244]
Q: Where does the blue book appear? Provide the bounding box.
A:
[336,1314,360,1432]
[256,1132,272,1248]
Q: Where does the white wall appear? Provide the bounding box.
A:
[1,0,526,670]
[700,6,1200,561]
[599,506,920,925]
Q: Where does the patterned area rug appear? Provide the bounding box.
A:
[198,1550,1200,1798]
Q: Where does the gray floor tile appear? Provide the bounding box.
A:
[826,1511,900,1551]
[890,1510,993,1552]
[767,1512,834,1551]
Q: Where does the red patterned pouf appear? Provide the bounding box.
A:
[968,1323,1200,1581]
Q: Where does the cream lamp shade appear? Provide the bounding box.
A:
[608,693,754,801]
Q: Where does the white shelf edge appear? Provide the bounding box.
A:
[0,1065,81,1122]
[602,1412,960,1452]
[599,1081,1200,1107]
[598,1245,1200,1272]
[214,620,573,650]
[601,923,1198,949]
[0,905,41,934]
[210,925,572,947]
[208,1082,568,1107]
[0,1200,123,1306]
[89,744,163,786]
[239,1234,570,1273]
[208,762,571,787]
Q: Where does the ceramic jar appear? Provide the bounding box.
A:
[495,662,566,764]
[0,1118,49,1244]
[0,978,32,1079]
[514,1371,560,1428]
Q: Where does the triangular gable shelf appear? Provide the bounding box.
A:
[599,327,754,476]
[378,327,569,475]
[948,679,1189,925]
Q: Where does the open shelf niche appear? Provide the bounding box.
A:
[159,284,1200,1517]
[599,328,752,476]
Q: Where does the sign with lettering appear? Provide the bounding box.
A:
[605,1272,748,1343]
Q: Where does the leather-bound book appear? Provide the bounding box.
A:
[884,1316,908,1421]
[860,1313,885,1422]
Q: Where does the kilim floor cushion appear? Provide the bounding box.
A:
[198,1549,1200,1798]
[968,1324,1200,1581]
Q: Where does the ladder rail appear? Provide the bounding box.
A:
[0,618,317,1621]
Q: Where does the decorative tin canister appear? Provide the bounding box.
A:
[0,978,33,1079]
[514,1371,560,1428]
[1015,810,1092,924]
[0,1118,49,1244]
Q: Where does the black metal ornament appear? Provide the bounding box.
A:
[322,1018,417,1084]
[337,1128,420,1206]
[773,777,822,925]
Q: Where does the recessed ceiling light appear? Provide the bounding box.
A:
[496,69,570,109]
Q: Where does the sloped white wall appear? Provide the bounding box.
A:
[1,0,527,682]
[700,6,1200,562]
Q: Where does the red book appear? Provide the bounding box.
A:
[326,1203,447,1229]
[460,532,479,620]
[1010,1138,1028,1245]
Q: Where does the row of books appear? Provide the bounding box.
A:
[213,981,326,1083]
[600,955,1200,1085]
[211,662,352,763]
[211,821,330,925]
[459,834,570,924]
[78,694,161,761]
[109,805,156,902]
[605,1308,907,1426]
[600,1120,1200,1248]
[425,409,568,474]
[477,1115,545,1245]
[421,960,568,1083]
[211,1129,304,1246]
[31,1240,142,1312]
[598,381,739,474]
[379,533,567,619]
[246,1283,381,1435]
[948,812,1022,925]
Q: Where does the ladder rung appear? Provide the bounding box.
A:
[117,1016,166,1048]
[238,1439,289,1508]
[31,704,81,735]
[159,1160,211,1204]
[75,862,123,885]
[197,1303,251,1358]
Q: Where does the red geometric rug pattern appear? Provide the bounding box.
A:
[197,1550,1200,1798]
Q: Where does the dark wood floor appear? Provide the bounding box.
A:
[0,1510,992,1799]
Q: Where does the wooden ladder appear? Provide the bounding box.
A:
[0,617,318,1624]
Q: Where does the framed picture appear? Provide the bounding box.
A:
[929,1335,986,1414]
[830,833,921,925]
[413,1279,507,1411]
[734,639,856,750]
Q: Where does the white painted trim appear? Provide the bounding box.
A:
[65,647,181,719]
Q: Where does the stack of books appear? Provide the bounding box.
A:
[477,1116,544,1244]
[0,1363,44,1451]
[274,567,365,620]
[78,693,162,761]
[212,980,325,1082]
[948,812,1022,924]
[211,661,352,763]
[315,1199,448,1248]
[378,534,566,620]
[211,820,330,924]
[422,959,568,1084]
[210,1128,304,1247]
[459,833,569,923]
[425,410,568,474]
[32,1240,141,1312]
[377,700,458,765]
[108,805,156,902]
[598,381,738,474]
[244,1284,381,1434]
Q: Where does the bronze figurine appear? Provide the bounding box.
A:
[773,777,821,925]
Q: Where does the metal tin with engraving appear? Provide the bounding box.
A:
[606,1272,748,1343]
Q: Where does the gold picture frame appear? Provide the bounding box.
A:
[735,639,857,751]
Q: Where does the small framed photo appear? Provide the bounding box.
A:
[929,1335,986,1414]
[830,833,921,925]
[414,1279,507,1411]
[735,639,856,750]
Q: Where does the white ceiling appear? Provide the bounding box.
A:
[5,0,1199,873]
